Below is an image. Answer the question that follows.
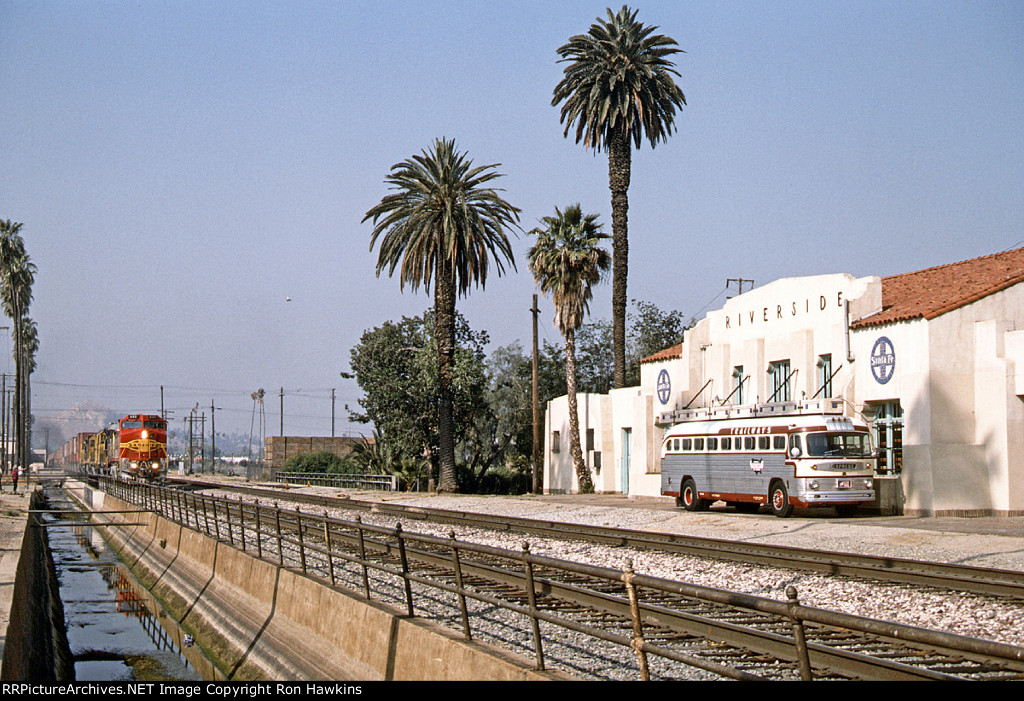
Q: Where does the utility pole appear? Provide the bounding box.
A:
[211,400,216,474]
[531,294,541,494]
[186,415,192,473]
[331,388,336,438]
[200,412,206,474]
[279,387,284,437]
[727,278,754,296]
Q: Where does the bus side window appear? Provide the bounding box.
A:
[682,438,692,451]
[744,437,755,450]
[694,438,704,451]
[758,436,770,450]
[773,436,786,451]
[721,437,731,450]
[707,437,717,450]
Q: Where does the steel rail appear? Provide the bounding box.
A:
[370,537,970,681]
[92,477,1024,681]
[169,477,1024,600]
[355,526,1024,680]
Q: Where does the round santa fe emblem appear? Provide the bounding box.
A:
[657,369,671,404]
[871,336,896,384]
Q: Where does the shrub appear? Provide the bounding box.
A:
[282,451,352,474]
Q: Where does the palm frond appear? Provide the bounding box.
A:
[552,5,686,153]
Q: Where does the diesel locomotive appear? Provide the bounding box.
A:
[55,413,168,482]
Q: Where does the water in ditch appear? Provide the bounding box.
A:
[44,488,219,681]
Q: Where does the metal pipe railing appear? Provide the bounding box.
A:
[92,476,1024,681]
[272,472,398,491]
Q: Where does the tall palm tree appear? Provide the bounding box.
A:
[552,5,686,389]
[363,138,520,492]
[18,317,37,480]
[527,204,610,493]
[0,221,35,481]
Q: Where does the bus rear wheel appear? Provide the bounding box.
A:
[680,478,708,512]
[770,482,793,518]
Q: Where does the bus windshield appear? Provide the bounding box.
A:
[804,432,872,458]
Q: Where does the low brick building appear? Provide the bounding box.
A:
[265,435,368,471]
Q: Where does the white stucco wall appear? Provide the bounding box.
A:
[851,284,1024,515]
[545,270,1024,514]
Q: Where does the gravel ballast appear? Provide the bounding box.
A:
[199,481,1024,679]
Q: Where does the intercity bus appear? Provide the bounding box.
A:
[661,401,875,517]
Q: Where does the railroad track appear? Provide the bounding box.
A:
[171,477,1024,601]
[71,476,1024,681]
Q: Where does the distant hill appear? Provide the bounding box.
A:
[35,401,121,449]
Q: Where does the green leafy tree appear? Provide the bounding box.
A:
[348,310,489,483]
[541,299,689,391]
[363,138,520,492]
[528,204,610,493]
[456,342,534,490]
[553,6,686,390]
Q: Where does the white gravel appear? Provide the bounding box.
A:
[345,492,1024,647]
[203,483,1024,679]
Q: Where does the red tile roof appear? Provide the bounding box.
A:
[640,343,683,364]
[851,247,1024,329]
[639,247,1024,362]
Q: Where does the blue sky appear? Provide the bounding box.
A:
[3,1,1023,439]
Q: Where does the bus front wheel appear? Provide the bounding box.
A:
[770,482,793,518]
[680,478,708,512]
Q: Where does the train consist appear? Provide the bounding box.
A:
[53,413,168,482]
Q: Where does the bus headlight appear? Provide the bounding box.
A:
[865,479,873,490]
[808,480,819,490]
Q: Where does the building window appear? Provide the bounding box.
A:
[586,428,595,452]
[872,401,903,476]
[768,360,792,402]
[551,431,560,453]
[817,354,834,399]
[732,366,746,404]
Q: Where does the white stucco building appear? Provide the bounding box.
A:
[544,248,1024,516]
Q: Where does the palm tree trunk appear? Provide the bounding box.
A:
[608,128,632,389]
[565,329,593,493]
[12,301,22,483]
[435,264,458,493]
